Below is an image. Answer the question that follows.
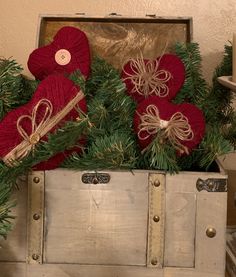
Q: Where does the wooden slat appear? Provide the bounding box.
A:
[195,192,227,274]
[164,267,223,277]
[0,262,27,277]
[164,192,196,267]
[27,264,163,277]
[27,171,45,264]
[147,174,165,268]
[226,170,236,226]
[0,177,27,262]
[44,169,149,266]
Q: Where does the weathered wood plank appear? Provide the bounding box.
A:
[164,192,196,267]
[27,264,163,277]
[0,262,26,277]
[0,178,27,262]
[164,267,223,276]
[195,192,227,274]
[44,170,149,265]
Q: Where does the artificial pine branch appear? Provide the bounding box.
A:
[63,131,137,170]
[0,58,37,120]
[140,132,180,173]
[63,57,138,170]
[174,42,209,108]
[199,127,232,169]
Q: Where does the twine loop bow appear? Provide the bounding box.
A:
[138,105,194,154]
[123,53,172,98]
[16,99,53,158]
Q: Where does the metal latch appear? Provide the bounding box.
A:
[196,178,227,192]
[82,173,110,185]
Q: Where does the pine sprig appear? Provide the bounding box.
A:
[0,58,37,120]
[174,42,209,108]
[140,132,180,173]
[63,131,137,170]
[199,127,233,169]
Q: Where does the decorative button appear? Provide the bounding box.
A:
[29,133,40,145]
[55,49,71,65]
[206,227,216,238]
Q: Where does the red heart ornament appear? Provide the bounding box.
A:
[134,96,205,154]
[0,74,87,170]
[28,26,91,80]
[121,54,185,103]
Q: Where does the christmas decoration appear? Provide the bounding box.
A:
[27,26,91,80]
[134,96,205,171]
[121,53,185,103]
[0,74,87,170]
[0,41,236,239]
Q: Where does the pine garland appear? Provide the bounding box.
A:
[174,42,234,170]
[63,57,138,170]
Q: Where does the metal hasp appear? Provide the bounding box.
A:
[81,173,110,185]
[196,178,227,192]
[27,171,45,264]
[147,173,165,268]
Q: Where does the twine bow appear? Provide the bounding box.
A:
[123,53,172,98]
[17,99,53,158]
[3,91,85,165]
[138,105,194,154]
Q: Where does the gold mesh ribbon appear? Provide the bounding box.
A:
[123,53,172,98]
[3,91,84,166]
[138,105,194,154]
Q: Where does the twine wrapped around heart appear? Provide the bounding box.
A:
[138,104,194,154]
[3,91,85,166]
[123,53,172,98]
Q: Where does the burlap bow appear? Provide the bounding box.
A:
[138,104,194,154]
[3,91,84,166]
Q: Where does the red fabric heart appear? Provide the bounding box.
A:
[134,96,205,154]
[0,74,87,170]
[28,26,91,80]
[121,54,185,103]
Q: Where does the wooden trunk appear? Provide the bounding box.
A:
[0,15,228,277]
[0,168,227,277]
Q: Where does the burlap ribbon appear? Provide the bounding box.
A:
[3,91,84,166]
[138,105,194,154]
[123,53,172,97]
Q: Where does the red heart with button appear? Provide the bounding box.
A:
[27,26,91,80]
[0,74,87,170]
[134,96,205,154]
[121,54,185,103]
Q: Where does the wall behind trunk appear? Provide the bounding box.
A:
[0,0,236,83]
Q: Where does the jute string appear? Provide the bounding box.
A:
[123,52,172,97]
[138,105,194,154]
[3,91,85,165]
